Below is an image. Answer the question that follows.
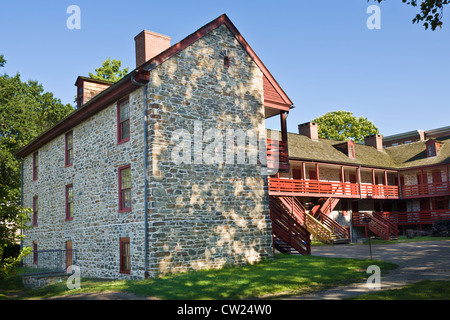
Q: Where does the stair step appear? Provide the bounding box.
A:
[331,238,351,244]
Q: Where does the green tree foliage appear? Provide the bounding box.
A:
[372,0,448,30]
[0,55,74,278]
[312,110,379,143]
[88,57,129,82]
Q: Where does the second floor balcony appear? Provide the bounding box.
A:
[268,177,399,199]
[268,161,400,199]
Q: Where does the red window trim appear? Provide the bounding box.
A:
[33,151,39,181]
[117,97,130,145]
[32,196,38,227]
[65,184,74,221]
[118,165,132,213]
[119,237,131,274]
[65,131,73,167]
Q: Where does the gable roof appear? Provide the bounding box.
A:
[139,14,293,109]
[269,129,450,170]
[16,14,293,158]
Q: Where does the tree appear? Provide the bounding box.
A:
[372,0,448,30]
[88,57,129,82]
[312,110,379,143]
[0,55,74,278]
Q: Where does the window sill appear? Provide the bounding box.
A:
[117,138,130,145]
[118,208,132,213]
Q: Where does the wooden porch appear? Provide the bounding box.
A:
[376,209,450,227]
[268,177,399,199]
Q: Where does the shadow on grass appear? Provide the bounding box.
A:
[120,255,398,300]
[4,255,398,300]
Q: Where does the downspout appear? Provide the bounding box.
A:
[20,158,24,251]
[131,71,150,279]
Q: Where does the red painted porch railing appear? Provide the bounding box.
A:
[401,181,450,198]
[377,210,450,225]
[268,178,399,199]
[359,184,399,198]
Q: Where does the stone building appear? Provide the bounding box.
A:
[16,14,293,279]
[17,14,450,280]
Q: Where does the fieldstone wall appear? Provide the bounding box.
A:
[145,24,272,276]
[22,88,147,280]
[22,23,273,280]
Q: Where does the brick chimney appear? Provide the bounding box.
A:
[134,30,171,67]
[364,134,383,151]
[298,122,319,141]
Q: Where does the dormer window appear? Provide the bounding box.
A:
[334,140,356,159]
[425,139,442,158]
[427,144,436,157]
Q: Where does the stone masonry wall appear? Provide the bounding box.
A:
[22,23,273,280]
[145,24,272,276]
[22,89,147,280]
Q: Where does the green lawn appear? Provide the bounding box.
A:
[350,280,450,300]
[1,254,398,300]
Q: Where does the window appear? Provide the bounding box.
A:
[120,237,131,274]
[118,100,130,144]
[33,241,38,265]
[66,241,73,270]
[33,152,39,181]
[65,131,73,166]
[118,165,132,212]
[224,56,230,68]
[33,196,38,227]
[66,184,74,221]
[427,144,436,157]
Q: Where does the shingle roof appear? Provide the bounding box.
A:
[269,130,450,169]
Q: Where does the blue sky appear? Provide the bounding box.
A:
[1,0,449,136]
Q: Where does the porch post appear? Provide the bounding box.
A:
[280,111,288,144]
[357,166,362,199]
[302,162,306,181]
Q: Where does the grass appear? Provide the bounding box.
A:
[350,280,450,300]
[1,254,398,300]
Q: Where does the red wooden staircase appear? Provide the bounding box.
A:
[311,198,350,244]
[271,196,350,245]
[353,212,399,241]
[269,197,311,255]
